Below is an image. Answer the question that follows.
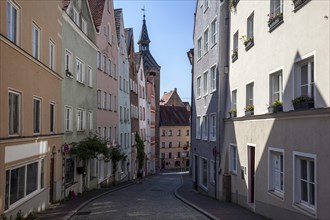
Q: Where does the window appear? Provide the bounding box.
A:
[299,59,314,98]
[5,159,44,210]
[97,52,101,69]
[50,103,55,133]
[97,90,101,108]
[64,106,73,131]
[197,76,201,98]
[109,93,112,110]
[270,71,283,104]
[49,40,55,70]
[232,31,238,61]
[33,98,41,134]
[210,160,215,183]
[203,115,208,140]
[81,18,87,34]
[270,0,283,17]
[293,0,310,11]
[169,142,172,148]
[107,24,111,43]
[103,92,107,109]
[293,152,316,212]
[87,66,93,87]
[7,0,19,44]
[211,18,217,46]
[196,116,201,139]
[103,55,106,72]
[232,90,237,111]
[269,148,284,196]
[211,66,216,91]
[77,109,85,131]
[230,145,237,174]
[177,130,181,136]
[210,114,216,141]
[177,152,181,158]
[247,13,254,45]
[162,129,166,136]
[186,129,189,136]
[88,111,92,131]
[178,141,181,148]
[76,58,84,83]
[161,153,165,159]
[169,130,172,136]
[162,142,165,148]
[246,82,254,106]
[203,71,208,95]
[199,157,208,189]
[204,29,209,54]
[73,6,79,26]
[169,152,172,159]
[65,49,72,73]
[108,59,112,76]
[113,64,117,79]
[197,37,202,59]
[9,91,20,135]
[107,0,110,12]
[203,0,209,11]
[32,24,40,60]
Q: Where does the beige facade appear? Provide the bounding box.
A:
[160,126,190,170]
[220,1,330,219]
[0,0,63,217]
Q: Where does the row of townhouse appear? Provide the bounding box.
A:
[190,0,329,219]
[0,0,160,218]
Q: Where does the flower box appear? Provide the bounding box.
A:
[293,0,310,11]
[292,96,314,110]
[268,13,283,32]
[244,37,254,51]
[245,110,254,116]
[268,105,283,113]
[229,111,237,118]
[65,69,73,78]
[232,51,238,62]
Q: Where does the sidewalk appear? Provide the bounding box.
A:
[34,180,135,220]
[175,174,269,220]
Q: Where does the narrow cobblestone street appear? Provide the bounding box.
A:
[71,174,208,220]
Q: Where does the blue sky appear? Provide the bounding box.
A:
[114,0,196,103]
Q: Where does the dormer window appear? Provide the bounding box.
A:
[73,6,79,27]
[81,18,87,34]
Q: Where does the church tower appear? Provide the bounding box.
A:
[136,13,161,169]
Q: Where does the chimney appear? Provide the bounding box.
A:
[174,88,177,92]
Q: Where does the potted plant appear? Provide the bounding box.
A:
[268,100,283,113]
[245,104,254,116]
[267,12,283,29]
[292,96,314,110]
[229,108,237,118]
[240,35,254,50]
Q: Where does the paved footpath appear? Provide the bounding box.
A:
[35,173,268,220]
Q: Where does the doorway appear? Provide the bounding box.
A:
[247,145,255,204]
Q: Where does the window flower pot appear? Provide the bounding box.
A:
[65,69,73,78]
[245,110,254,116]
[293,101,314,110]
[229,111,237,118]
[268,105,283,113]
[244,38,254,51]
[268,14,283,32]
[232,52,238,62]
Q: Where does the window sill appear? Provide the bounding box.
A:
[268,190,284,200]
[210,42,217,49]
[245,41,254,51]
[232,54,238,63]
[293,0,311,12]
[268,18,284,33]
[76,81,85,86]
[65,131,73,134]
[293,202,316,217]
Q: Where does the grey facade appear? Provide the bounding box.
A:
[61,0,97,198]
[191,0,229,199]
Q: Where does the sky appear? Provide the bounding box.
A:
[114,0,196,103]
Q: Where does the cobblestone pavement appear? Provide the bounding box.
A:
[71,174,209,220]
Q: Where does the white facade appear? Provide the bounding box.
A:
[221,1,330,219]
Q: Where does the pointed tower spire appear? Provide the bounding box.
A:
[138,7,151,52]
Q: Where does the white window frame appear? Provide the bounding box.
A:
[204,28,209,54]
[247,12,254,40]
[211,18,217,46]
[233,30,239,58]
[293,152,316,214]
[65,49,72,73]
[209,113,216,141]
[246,82,254,106]
[76,58,84,83]
[7,0,20,44]
[8,90,21,136]
[32,23,40,60]
[211,65,216,92]
[49,40,55,71]
[203,71,208,96]
[196,116,201,139]
[64,106,73,132]
[269,70,283,104]
[297,58,314,98]
[197,76,201,98]
[88,111,93,131]
[230,144,237,174]
[232,89,237,111]
[81,18,87,34]
[270,0,283,16]
[202,115,208,140]
[77,108,86,131]
[87,66,93,87]
[73,6,79,27]
[33,97,41,134]
[197,37,202,60]
[268,148,284,198]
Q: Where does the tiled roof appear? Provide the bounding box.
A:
[135,51,160,70]
[62,0,70,10]
[88,0,105,31]
[160,106,190,127]
[160,90,173,105]
[114,9,122,46]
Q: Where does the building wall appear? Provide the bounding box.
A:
[192,0,220,198]
[0,0,63,217]
[117,10,131,180]
[160,126,190,170]
[61,0,97,196]
[223,1,330,219]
